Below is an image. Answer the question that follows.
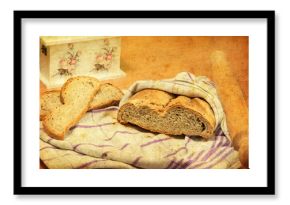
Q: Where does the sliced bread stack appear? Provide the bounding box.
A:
[41,76,123,140]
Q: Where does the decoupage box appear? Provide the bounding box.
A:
[40,36,126,88]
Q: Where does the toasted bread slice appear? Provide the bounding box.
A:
[117,89,216,139]
[43,76,100,140]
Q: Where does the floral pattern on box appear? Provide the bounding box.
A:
[55,43,81,76]
[91,39,117,72]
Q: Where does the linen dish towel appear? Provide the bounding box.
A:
[40,72,241,169]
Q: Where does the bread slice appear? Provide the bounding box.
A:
[43,76,100,140]
[117,89,216,139]
[40,83,123,121]
[40,90,62,121]
[89,83,123,110]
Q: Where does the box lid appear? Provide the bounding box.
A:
[40,36,117,46]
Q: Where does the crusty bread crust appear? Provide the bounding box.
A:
[117,89,216,139]
[43,76,100,140]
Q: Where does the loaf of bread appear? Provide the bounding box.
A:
[117,89,216,139]
[40,83,123,121]
[43,76,100,140]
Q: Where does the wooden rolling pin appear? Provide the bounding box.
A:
[210,51,249,168]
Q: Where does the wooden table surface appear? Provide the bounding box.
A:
[40,36,248,168]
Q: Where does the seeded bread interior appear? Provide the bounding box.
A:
[118,89,216,139]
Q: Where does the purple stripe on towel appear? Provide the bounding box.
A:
[190,147,228,169]
[204,80,216,88]
[164,147,186,158]
[105,130,138,141]
[187,72,194,81]
[181,136,223,168]
[181,150,205,169]
[132,156,142,166]
[199,137,225,162]
[166,160,176,169]
[213,135,222,147]
[140,137,172,148]
[199,137,227,163]
[197,136,221,161]
[215,125,223,136]
[204,148,235,169]
[71,122,114,130]
[222,139,231,147]
[217,129,224,136]
[75,159,106,169]
[171,159,184,169]
[73,143,113,151]
[200,147,219,162]
[215,137,227,148]
[119,143,130,150]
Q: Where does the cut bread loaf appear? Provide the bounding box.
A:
[40,83,123,121]
[118,89,216,139]
[43,76,100,140]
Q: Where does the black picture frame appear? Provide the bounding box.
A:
[14,10,275,195]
